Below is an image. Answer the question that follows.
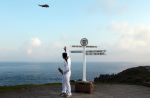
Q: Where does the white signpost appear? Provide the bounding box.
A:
[80,38,88,81]
[71,38,106,81]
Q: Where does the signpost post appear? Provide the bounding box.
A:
[71,38,106,93]
[80,38,88,81]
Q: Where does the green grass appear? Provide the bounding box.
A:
[0,83,61,92]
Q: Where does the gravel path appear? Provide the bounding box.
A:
[0,84,150,98]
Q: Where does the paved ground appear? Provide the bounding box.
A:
[0,84,150,98]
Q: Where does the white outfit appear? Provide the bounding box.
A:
[62,57,72,96]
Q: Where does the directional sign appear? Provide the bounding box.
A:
[71,50,82,53]
[71,45,97,48]
[86,50,106,55]
[71,50,106,55]
[71,45,82,48]
[86,46,97,48]
[86,50,106,53]
[86,52,106,55]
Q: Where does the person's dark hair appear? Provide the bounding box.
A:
[62,52,68,59]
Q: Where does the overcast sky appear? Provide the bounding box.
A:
[0,0,150,63]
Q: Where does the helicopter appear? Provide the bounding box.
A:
[38,4,49,8]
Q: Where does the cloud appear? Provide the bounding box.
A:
[27,37,42,55]
[109,21,150,53]
[31,37,42,47]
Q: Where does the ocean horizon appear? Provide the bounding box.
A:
[0,62,142,86]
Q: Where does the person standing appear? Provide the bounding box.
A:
[58,46,72,98]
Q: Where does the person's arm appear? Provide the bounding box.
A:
[64,46,71,60]
[64,46,66,52]
[58,67,63,75]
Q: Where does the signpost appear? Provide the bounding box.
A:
[71,38,106,81]
[80,38,88,81]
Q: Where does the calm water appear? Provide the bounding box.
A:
[0,62,136,86]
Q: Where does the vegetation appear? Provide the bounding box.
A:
[0,83,61,91]
[94,66,150,86]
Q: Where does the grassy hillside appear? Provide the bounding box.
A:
[94,66,150,86]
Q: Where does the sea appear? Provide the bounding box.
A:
[0,62,137,86]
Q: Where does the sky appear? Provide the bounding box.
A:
[0,0,150,63]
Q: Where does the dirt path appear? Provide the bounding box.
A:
[0,84,150,98]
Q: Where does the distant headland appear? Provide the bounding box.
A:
[94,66,150,87]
